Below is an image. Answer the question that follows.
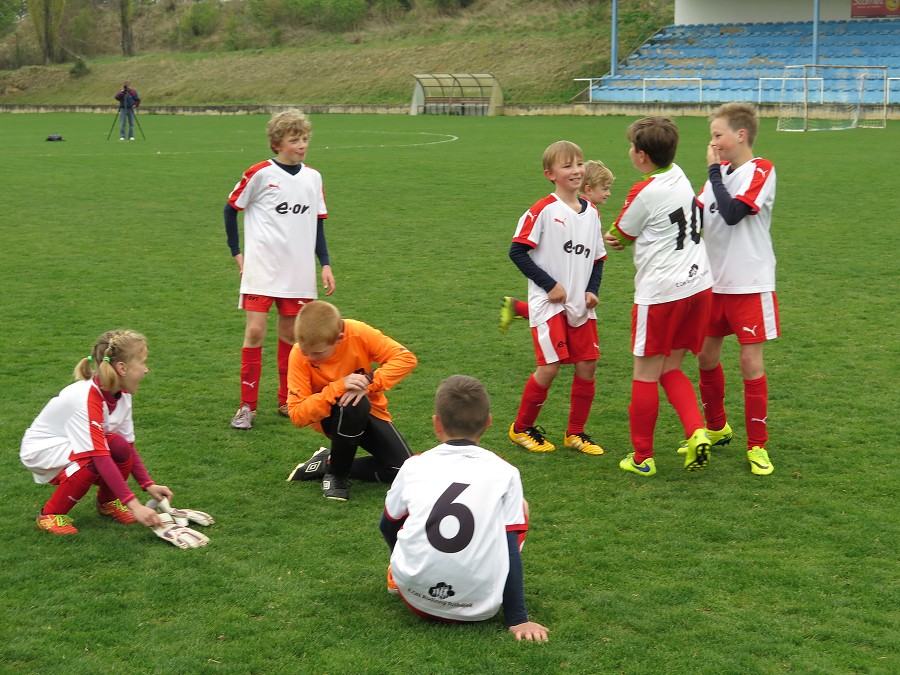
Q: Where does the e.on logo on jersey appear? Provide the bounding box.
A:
[563,239,591,258]
[275,202,311,215]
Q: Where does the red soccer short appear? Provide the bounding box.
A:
[707,291,780,344]
[531,314,599,366]
[240,294,311,316]
[632,288,712,357]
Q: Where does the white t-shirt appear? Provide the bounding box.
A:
[20,379,134,484]
[697,158,777,294]
[611,163,712,305]
[512,194,606,327]
[228,160,327,299]
[384,442,527,622]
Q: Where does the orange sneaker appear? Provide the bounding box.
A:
[36,513,79,535]
[387,565,399,595]
[98,499,137,524]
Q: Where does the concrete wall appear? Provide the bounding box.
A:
[675,0,852,25]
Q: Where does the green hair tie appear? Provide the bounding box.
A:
[87,355,93,363]
[103,356,111,362]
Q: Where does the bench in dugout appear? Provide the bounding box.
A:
[410,73,503,116]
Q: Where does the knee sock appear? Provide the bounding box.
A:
[42,466,98,515]
[660,370,704,438]
[514,375,550,432]
[513,299,529,318]
[277,339,293,406]
[744,375,769,449]
[629,380,659,464]
[566,376,595,436]
[699,363,727,431]
[240,346,262,409]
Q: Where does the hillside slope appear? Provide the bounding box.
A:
[0,0,673,106]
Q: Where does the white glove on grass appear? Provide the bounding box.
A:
[147,497,215,527]
[151,512,210,550]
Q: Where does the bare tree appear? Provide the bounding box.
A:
[119,0,134,56]
[28,0,66,64]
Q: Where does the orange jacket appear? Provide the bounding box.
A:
[287,319,417,434]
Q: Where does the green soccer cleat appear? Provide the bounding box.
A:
[677,422,733,454]
[619,453,656,476]
[499,296,517,333]
[747,446,774,475]
[683,428,711,471]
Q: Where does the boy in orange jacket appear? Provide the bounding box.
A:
[286,301,418,501]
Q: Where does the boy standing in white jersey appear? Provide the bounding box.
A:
[224,110,336,429]
[605,117,713,476]
[507,141,607,456]
[381,375,548,642]
[694,103,778,475]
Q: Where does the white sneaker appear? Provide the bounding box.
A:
[230,404,255,430]
[129,137,135,141]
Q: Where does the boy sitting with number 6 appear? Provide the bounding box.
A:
[380,375,548,642]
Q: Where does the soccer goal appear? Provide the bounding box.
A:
[777,64,887,132]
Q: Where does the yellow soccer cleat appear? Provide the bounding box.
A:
[508,423,556,452]
[619,453,656,476]
[564,433,604,455]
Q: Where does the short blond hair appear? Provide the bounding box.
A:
[710,102,759,146]
[266,109,311,151]
[581,160,614,191]
[542,140,584,173]
[295,301,342,350]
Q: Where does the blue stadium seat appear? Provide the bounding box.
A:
[588,19,897,104]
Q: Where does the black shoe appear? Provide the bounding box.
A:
[286,447,330,482]
[322,473,349,501]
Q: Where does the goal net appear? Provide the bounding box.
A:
[777,64,887,132]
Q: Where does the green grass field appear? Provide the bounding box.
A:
[1,111,897,674]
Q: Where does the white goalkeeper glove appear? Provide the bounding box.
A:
[147,497,215,527]
[151,512,210,550]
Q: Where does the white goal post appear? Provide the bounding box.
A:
[777,64,887,132]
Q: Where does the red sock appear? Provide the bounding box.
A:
[43,465,98,515]
[660,370,704,438]
[629,380,659,464]
[514,375,550,432]
[514,299,529,319]
[240,346,262,409]
[744,375,769,449]
[277,339,293,406]
[699,363,727,431]
[566,376,595,436]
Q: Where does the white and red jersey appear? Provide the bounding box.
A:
[228,160,327,299]
[512,194,606,328]
[383,442,527,622]
[611,164,712,305]
[20,379,134,484]
[697,158,777,294]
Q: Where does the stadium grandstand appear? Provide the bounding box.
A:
[583,0,899,106]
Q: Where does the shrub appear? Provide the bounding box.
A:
[179,0,221,38]
[316,0,368,32]
[69,57,89,77]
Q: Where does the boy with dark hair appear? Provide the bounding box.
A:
[605,117,713,476]
[380,375,548,642]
